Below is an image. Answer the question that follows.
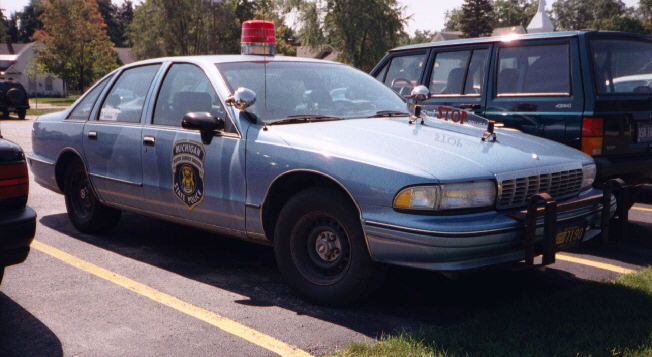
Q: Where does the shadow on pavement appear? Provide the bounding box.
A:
[38,212,626,338]
[399,276,652,356]
[0,292,63,357]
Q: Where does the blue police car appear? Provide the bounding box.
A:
[28,22,615,305]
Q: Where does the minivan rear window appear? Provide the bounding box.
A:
[591,39,652,94]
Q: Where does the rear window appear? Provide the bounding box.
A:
[497,44,570,96]
[591,39,652,94]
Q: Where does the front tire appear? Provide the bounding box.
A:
[274,188,384,306]
[64,160,121,234]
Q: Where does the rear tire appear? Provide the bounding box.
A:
[64,160,121,234]
[17,110,26,120]
[274,187,384,306]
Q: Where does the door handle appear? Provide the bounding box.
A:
[143,136,156,146]
[458,103,481,110]
[87,131,97,139]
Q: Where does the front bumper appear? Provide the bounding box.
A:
[0,207,36,267]
[363,190,616,272]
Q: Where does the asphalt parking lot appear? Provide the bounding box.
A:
[1,115,651,357]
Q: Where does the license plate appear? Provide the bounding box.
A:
[555,225,585,249]
[637,122,652,143]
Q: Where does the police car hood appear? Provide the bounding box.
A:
[272,117,592,181]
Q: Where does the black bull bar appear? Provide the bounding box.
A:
[509,179,629,265]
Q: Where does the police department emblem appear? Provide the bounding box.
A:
[172,140,205,209]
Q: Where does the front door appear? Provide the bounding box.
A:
[83,64,161,209]
[141,63,246,231]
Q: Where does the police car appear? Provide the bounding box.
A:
[28,21,615,305]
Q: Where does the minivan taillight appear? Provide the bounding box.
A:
[581,117,604,156]
[0,161,29,208]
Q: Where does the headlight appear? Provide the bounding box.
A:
[581,164,597,190]
[393,181,496,212]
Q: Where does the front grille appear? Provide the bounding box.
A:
[498,169,583,209]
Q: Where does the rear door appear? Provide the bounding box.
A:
[420,45,491,116]
[586,33,652,158]
[485,37,584,144]
[83,64,161,209]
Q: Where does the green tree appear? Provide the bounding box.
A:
[116,1,134,46]
[290,0,407,71]
[552,0,626,30]
[459,0,494,38]
[444,8,464,31]
[13,0,45,43]
[32,0,118,91]
[493,0,538,27]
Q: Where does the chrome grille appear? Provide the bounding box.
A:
[498,169,583,209]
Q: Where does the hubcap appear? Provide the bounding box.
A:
[314,230,342,262]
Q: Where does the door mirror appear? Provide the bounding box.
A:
[181,112,225,144]
[409,85,430,102]
[226,87,256,111]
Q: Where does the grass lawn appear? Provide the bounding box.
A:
[30,96,78,106]
[26,108,65,116]
[332,267,652,357]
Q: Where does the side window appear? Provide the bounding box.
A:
[374,63,388,82]
[430,51,470,95]
[497,44,570,96]
[99,64,160,123]
[383,53,427,96]
[67,75,112,120]
[153,63,231,132]
[464,49,489,95]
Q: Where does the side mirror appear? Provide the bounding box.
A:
[181,112,225,144]
[409,85,430,102]
[226,87,256,111]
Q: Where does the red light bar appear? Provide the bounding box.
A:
[241,20,276,56]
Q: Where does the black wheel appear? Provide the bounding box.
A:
[17,110,26,120]
[64,160,121,234]
[274,187,384,306]
[0,267,4,285]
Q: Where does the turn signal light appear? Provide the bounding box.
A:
[581,117,604,156]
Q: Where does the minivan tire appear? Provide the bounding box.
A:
[274,187,384,306]
[17,110,26,120]
[64,160,121,234]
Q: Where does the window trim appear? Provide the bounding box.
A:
[149,61,240,136]
[95,63,163,123]
[381,50,429,94]
[66,73,115,121]
[494,41,573,98]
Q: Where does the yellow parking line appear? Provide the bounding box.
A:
[556,253,636,274]
[31,240,312,357]
[632,206,652,213]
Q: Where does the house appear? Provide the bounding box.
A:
[433,31,462,41]
[0,41,136,97]
[0,42,66,97]
[492,26,527,36]
[527,0,554,33]
[296,45,340,61]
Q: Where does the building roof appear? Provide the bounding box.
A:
[492,26,527,36]
[114,47,135,65]
[433,32,462,41]
[0,43,32,55]
[527,0,554,33]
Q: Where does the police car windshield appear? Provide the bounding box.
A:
[216,61,406,123]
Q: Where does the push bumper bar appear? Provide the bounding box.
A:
[510,179,626,266]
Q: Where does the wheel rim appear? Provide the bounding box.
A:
[70,171,94,220]
[291,215,352,286]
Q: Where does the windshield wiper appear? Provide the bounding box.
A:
[268,114,344,125]
[367,110,410,118]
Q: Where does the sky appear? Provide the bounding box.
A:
[0,0,642,34]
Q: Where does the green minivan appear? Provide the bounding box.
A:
[372,31,652,201]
